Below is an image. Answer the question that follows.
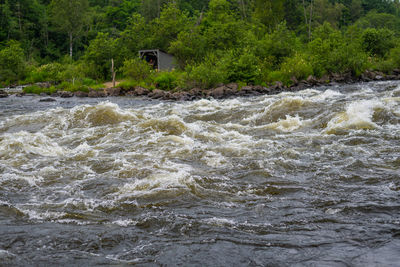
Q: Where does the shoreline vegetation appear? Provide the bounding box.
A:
[1,69,399,101]
[2,0,400,100]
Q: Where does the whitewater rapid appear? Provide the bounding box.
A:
[1,81,399,265]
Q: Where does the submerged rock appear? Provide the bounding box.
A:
[0,90,8,98]
[39,97,56,102]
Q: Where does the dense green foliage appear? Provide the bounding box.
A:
[2,0,400,90]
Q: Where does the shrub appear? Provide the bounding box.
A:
[280,53,313,82]
[119,80,139,90]
[23,85,57,95]
[24,62,65,83]
[183,54,228,88]
[375,45,400,72]
[154,71,179,90]
[266,70,289,85]
[361,28,395,57]
[226,50,261,84]
[57,81,89,92]
[121,58,153,81]
[0,40,26,83]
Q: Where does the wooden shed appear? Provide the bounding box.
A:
[139,49,176,71]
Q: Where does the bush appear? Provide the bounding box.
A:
[375,45,400,72]
[183,54,228,88]
[121,58,153,81]
[57,81,89,92]
[226,50,261,84]
[266,70,289,85]
[280,53,313,82]
[307,24,369,76]
[0,40,26,83]
[24,62,65,83]
[361,28,395,57]
[23,85,57,95]
[119,80,140,90]
[154,71,179,90]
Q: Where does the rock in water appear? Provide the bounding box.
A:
[0,90,8,98]
[39,97,57,102]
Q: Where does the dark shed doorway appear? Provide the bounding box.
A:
[139,49,176,71]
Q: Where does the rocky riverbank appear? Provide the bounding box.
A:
[2,69,400,101]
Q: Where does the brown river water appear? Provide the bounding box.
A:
[0,81,400,266]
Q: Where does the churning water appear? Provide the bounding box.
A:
[0,81,400,266]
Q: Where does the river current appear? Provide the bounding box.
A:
[0,81,399,266]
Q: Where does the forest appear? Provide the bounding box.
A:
[1,0,400,93]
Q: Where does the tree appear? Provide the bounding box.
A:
[252,0,285,30]
[0,40,26,83]
[50,0,90,58]
[150,3,191,51]
[83,32,118,80]
[314,0,345,28]
[361,28,395,57]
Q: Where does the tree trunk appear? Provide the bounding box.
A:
[111,58,116,87]
[69,32,73,58]
[302,0,308,25]
[308,0,313,40]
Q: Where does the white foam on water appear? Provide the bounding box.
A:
[0,249,16,258]
[0,131,65,158]
[311,89,343,101]
[263,114,308,132]
[203,217,237,227]
[111,219,139,227]
[117,165,193,197]
[0,172,43,186]
[202,151,229,168]
[325,100,383,134]
[16,207,66,221]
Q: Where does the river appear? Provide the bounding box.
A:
[0,81,399,266]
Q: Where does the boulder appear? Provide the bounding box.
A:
[306,75,318,85]
[74,91,88,97]
[39,97,56,102]
[104,87,121,96]
[35,82,51,88]
[171,91,191,101]
[318,75,330,84]
[392,69,400,75]
[0,90,8,98]
[59,91,74,98]
[253,85,266,93]
[226,83,239,91]
[290,76,298,86]
[134,86,149,96]
[207,86,226,99]
[386,75,398,80]
[271,81,283,90]
[189,87,204,98]
[125,91,136,96]
[88,89,106,97]
[224,87,238,97]
[148,89,165,99]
